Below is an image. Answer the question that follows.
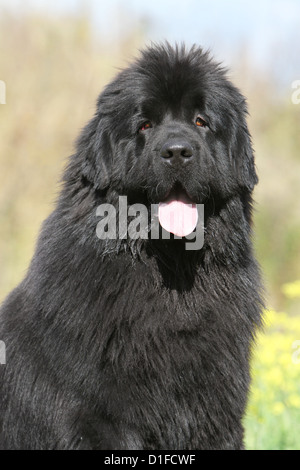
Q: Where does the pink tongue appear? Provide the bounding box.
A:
[158,194,198,237]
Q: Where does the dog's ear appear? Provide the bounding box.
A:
[232,116,258,192]
[77,114,112,191]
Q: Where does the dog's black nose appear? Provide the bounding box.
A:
[161,141,193,165]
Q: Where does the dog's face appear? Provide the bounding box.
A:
[80,44,257,212]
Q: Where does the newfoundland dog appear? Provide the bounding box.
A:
[0,43,263,450]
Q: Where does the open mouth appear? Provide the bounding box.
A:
[158,183,198,237]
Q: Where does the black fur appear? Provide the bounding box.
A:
[0,43,263,450]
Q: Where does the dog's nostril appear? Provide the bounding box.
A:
[161,148,174,159]
[161,142,193,163]
[181,147,193,159]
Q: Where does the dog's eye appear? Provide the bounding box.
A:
[139,121,152,132]
[195,116,207,128]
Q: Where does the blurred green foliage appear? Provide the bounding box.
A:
[245,282,300,449]
[0,10,300,450]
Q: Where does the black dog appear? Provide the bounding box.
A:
[0,43,263,450]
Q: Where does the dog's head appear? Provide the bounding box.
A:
[78,44,257,228]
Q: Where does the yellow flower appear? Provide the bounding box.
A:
[265,367,284,387]
[282,280,300,299]
[287,394,300,409]
[272,402,285,415]
[278,353,292,367]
